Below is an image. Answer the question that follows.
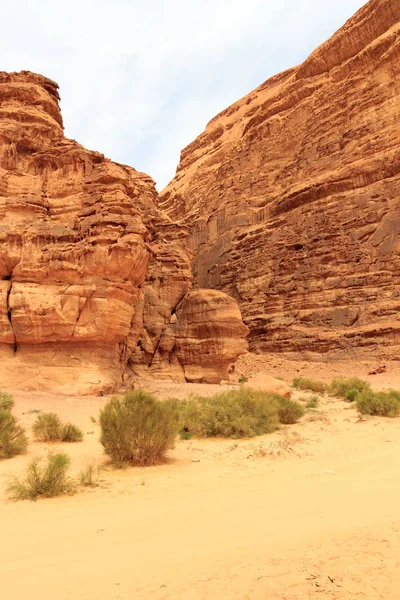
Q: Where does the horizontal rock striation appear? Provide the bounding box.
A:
[0,71,248,392]
[160,0,400,360]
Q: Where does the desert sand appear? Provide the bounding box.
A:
[1,358,400,600]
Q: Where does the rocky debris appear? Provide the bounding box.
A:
[368,365,387,375]
[160,0,400,360]
[0,72,248,393]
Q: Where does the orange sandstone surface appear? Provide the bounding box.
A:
[161,0,400,361]
[0,72,248,393]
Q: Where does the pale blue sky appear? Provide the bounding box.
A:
[1,0,367,189]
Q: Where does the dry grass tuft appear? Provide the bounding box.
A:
[32,413,83,443]
[7,452,75,500]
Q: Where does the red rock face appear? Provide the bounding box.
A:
[0,72,248,392]
[143,289,249,383]
[160,0,400,360]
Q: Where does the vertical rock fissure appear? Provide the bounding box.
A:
[148,291,186,368]
[6,281,17,353]
[69,291,94,342]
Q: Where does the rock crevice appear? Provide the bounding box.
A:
[5,281,16,353]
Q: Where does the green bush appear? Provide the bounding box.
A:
[277,397,305,424]
[306,395,320,409]
[329,377,371,399]
[178,388,281,438]
[7,452,75,501]
[32,413,63,441]
[0,409,28,459]
[61,423,84,443]
[345,388,359,402]
[292,378,326,394]
[356,390,400,417]
[238,375,249,384]
[32,413,83,443]
[99,390,180,467]
[0,391,14,411]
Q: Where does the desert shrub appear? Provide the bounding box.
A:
[32,413,83,443]
[238,375,249,384]
[345,388,359,402]
[7,452,75,500]
[79,462,99,487]
[0,409,28,459]
[356,390,400,418]
[329,377,371,399]
[32,413,63,441]
[292,378,326,394]
[306,395,320,409]
[99,389,180,467]
[0,391,14,411]
[61,423,84,443]
[276,397,305,424]
[178,388,280,438]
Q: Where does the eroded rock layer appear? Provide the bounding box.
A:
[0,71,248,392]
[141,289,249,383]
[160,0,400,359]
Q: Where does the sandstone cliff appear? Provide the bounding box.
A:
[0,72,248,393]
[160,0,400,360]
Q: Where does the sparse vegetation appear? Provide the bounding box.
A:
[329,377,371,400]
[344,388,359,402]
[292,378,327,394]
[178,388,282,439]
[32,413,62,441]
[99,390,180,467]
[306,395,320,409]
[276,397,305,424]
[0,393,28,460]
[0,391,14,411]
[238,375,249,384]
[61,423,84,443]
[79,462,99,487]
[7,452,75,500]
[356,390,400,418]
[32,413,83,443]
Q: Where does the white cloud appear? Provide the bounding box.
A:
[1,0,367,189]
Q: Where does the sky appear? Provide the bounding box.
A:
[2,0,367,190]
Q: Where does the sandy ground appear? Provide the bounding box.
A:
[2,359,400,599]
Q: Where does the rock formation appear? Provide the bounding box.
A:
[0,71,248,393]
[140,289,249,383]
[160,0,400,360]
